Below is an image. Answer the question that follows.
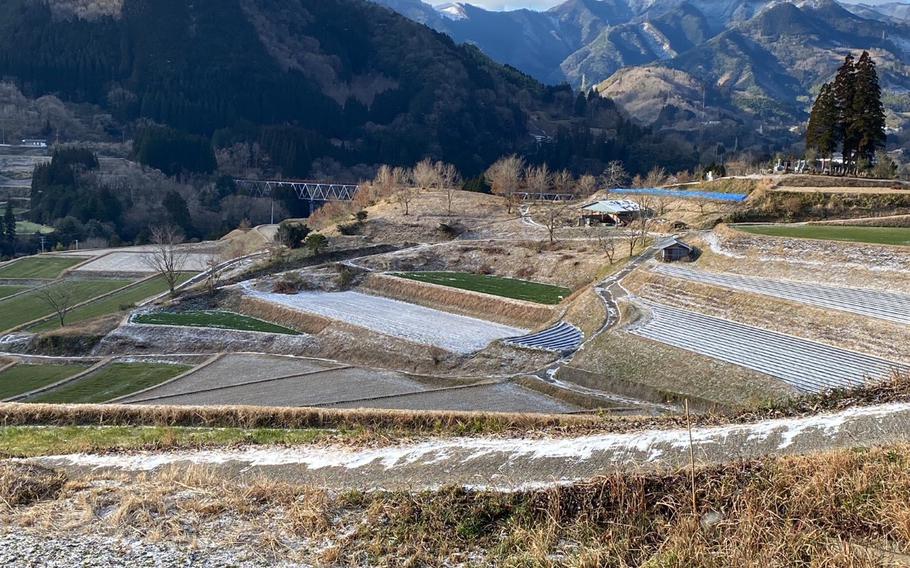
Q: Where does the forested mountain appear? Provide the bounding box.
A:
[0,0,572,177]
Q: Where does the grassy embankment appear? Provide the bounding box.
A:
[0,279,133,330]
[393,272,570,305]
[132,310,300,335]
[0,256,83,279]
[28,274,194,332]
[737,224,910,246]
[0,285,25,299]
[3,442,910,565]
[29,363,192,404]
[0,364,89,400]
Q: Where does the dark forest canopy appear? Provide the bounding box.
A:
[0,0,706,179]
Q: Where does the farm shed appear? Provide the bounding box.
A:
[658,239,697,263]
[579,199,642,226]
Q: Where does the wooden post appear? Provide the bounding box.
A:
[685,399,697,513]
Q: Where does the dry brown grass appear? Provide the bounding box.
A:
[7,445,910,565]
[235,296,330,335]
[361,273,555,329]
[0,463,67,507]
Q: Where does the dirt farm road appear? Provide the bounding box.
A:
[22,402,910,492]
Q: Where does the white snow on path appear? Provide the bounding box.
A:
[26,402,910,492]
[244,287,527,354]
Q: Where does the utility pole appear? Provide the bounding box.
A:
[39,235,46,253]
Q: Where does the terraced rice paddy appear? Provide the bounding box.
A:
[630,301,908,393]
[0,256,83,279]
[1,279,133,331]
[132,310,299,335]
[653,264,910,325]
[73,252,210,274]
[0,363,88,400]
[122,354,576,413]
[28,275,193,332]
[736,224,910,246]
[505,322,584,353]
[245,289,527,353]
[393,272,570,305]
[0,285,25,299]
[30,362,191,404]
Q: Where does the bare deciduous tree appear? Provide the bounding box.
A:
[628,196,657,257]
[576,174,597,197]
[537,199,570,245]
[392,167,416,215]
[485,155,524,214]
[525,164,551,198]
[436,162,461,215]
[644,166,668,188]
[593,230,618,265]
[36,281,75,327]
[603,160,629,188]
[143,225,190,297]
[553,169,574,196]
[412,158,440,190]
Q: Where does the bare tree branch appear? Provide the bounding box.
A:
[36,281,76,327]
[142,225,190,297]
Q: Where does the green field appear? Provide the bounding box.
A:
[0,256,83,279]
[132,310,300,335]
[15,220,55,235]
[30,362,192,404]
[737,224,910,246]
[0,426,333,457]
[0,363,89,400]
[393,271,571,304]
[28,274,192,332]
[0,279,132,331]
[0,285,25,299]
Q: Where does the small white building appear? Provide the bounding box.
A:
[580,199,643,226]
[20,139,48,148]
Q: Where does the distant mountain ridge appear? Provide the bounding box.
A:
[371,0,910,130]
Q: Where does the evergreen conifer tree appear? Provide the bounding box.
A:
[849,51,886,165]
[806,83,838,158]
[833,54,857,163]
[3,200,15,243]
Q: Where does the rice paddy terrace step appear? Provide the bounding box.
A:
[653,264,910,325]
[630,300,909,393]
[505,322,583,354]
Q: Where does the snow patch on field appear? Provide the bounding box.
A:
[30,402,910,490]
[243,287,527,354]
[73,252,210,273]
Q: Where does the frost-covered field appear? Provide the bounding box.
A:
[630,301,908,393]
[653,264,910,325]
[245,289,527,354]
[73,252,210,274]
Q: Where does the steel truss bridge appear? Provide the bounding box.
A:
[514,192,575,202]
[235,179,360,202]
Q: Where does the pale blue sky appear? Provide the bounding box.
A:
[434,0,907,11]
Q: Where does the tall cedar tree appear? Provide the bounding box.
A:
[849,51,887,163]
[3,200,15,242]
[832,54,857,161]
[806,83,838,157]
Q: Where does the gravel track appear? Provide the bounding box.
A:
[653,264,910,325]
[244,288,527,354]
[629,301,908,393]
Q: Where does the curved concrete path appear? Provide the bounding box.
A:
[23,401,910,492]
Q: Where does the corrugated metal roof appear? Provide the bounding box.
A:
[581,199,642,214]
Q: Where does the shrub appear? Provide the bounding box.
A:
[305,233,329,255]
[273,273,304,294]
[276,221,310,249]
[337,222,361,236]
